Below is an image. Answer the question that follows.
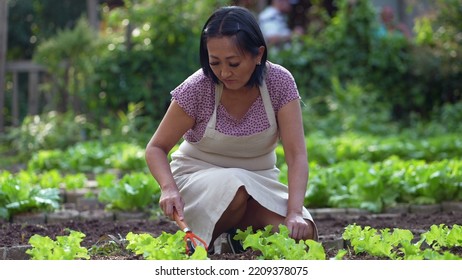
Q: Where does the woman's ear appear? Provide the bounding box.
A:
[257,46,265,63]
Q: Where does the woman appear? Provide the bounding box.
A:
[145,6,317,253]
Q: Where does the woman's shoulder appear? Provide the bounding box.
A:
[171,69,215,120]
[265,61,295,81]
[171,69,215,101]
[265,61,296,87]
[264,61,300,111]
[177,69,214,90]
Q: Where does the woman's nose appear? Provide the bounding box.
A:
[221,67,231,78]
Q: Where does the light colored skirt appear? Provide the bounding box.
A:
[170,151,316,246]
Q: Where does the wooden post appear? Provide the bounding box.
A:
[86,0,99,30]
[12,71,18,126]
[0,0,8,133]
[28,70,40,115]
[6,61,46,124]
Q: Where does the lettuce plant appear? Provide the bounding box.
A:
[26,230,90,260]
[420,224,462,250]
[234,225,329,260]
[125,231,208,260]
[98,172,160,212]
[0,171,61,219]
[343,224,462,260]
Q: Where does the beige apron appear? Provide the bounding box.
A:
[170,81,315,246]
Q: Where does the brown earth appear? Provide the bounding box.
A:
[1,210,461,260]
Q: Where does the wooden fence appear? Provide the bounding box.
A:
[0,60,47,134]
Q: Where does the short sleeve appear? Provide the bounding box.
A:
[265,63,301,112]
[170,69,214,120]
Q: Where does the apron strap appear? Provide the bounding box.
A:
[206,83,222,130]
[207,81,276,129]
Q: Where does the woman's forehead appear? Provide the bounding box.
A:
[207,36,244,57]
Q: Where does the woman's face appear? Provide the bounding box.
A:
[207,36,263,90]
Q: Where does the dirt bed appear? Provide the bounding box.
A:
[1,210,460,260]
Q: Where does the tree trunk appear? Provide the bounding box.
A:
[86,0,99,30]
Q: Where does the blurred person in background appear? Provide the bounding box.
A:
[377,5,411,39]
[258,0,304,47]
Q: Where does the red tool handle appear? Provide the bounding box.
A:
[172,209,209,254]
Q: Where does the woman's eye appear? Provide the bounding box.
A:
[229,63,239,67]
[209,62,219,66]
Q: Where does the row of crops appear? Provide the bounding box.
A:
[1,132,462,220]
[0,170,160,220]
[25,223,462,260]
[27,132,462,172]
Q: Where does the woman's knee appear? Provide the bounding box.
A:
[306,220,318,241]
[227,186,249,212]
[238,198,283,230]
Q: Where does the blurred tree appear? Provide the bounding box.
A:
[7,0,87,60]
[34,17,102,113]
[6,0,34,59]
[89,0,229,121]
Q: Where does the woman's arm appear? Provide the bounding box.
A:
[277,98,310,239]
[145,100,194,220]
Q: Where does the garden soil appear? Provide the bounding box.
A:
[1,210,461,260]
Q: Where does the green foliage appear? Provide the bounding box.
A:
[275,0,402,101]
[8,0,462,132]
[412,0,462,108]
[91,0,228,120]
[33,17,105,114]
[99,102,153,144]
[421,224,462,251]
[6,111,97,157]
[404,102,462,138]
[37,170,62,189]
[343,224,414,259]
[62,173,87,190]
[7,0,36,59]
[27,141,146,173]
[303,157,462,211]
[125,231,208,260]
[301,78,394,136]
[273,0,462,128]
[0,171,61,219]
[95,173,118,189]
[7,0,87,60]
[5,102,152,159]
[13,169,86,190]
[98,172,159,212]
[234,225,327,260]
[26,230,90,260]
[306,132,462,165]
[343,224,462,260]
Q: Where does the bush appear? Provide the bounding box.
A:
[6,111,97,156]
[33,17,104,114]
[272,0,462,128]
[89,0,229,120]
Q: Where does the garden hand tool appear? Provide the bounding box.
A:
[173,209,208,255]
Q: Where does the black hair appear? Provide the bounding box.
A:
[199,6,268,87]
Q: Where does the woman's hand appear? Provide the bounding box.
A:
[145,100,194,221]
[159,186,184,221]
[284,211,311,240]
